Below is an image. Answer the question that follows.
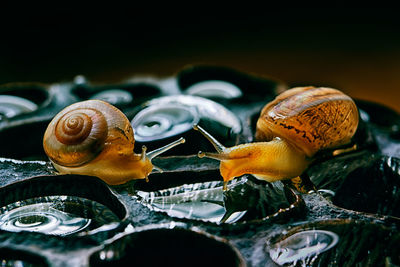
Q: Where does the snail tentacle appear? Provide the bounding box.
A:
[198,151,230,160]
[193,124,226,153]
[140,145,147,161]
[146,137,186,160]
[152,164,164,173]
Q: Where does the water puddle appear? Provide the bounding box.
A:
[268,230,339,266]
[136,174,303,224]
[0,195,120,236]
[136,180,247,224]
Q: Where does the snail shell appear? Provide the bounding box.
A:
[43,100,185,185]
[43,100,134,167]
[255,86,359,157]
[194,86,359,189]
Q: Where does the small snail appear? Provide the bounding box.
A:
[194,86,359,190]
[43,100,185,185]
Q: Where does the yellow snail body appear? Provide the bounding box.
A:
[43,100,185,185]
[194,86,359,189]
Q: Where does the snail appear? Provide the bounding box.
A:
[194,86,359,190]
[43,100,185,185]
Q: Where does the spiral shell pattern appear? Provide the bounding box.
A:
[43,100,135,168]
[55,110,100,145]
[44,106,107,167]
[255,86,359,157]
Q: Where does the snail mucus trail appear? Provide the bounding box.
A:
[194,86,359,191]
[43,100,185,185]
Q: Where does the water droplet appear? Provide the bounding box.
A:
[185,80,243,99]
[359,109,370,122]
[90,89,133,106]
[132,104,198,142]
[317,189,336,198]
[0,196,120,236]
[268,230,339,266]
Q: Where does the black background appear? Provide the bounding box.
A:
[1,7,399,111]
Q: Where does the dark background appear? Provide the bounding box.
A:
[1,7,399,112]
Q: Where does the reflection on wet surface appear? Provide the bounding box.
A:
[0,196,120,236]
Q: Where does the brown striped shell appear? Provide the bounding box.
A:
[43,100,135,167]
[255,86,359,157]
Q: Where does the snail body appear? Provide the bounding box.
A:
[195,86,359,188]
[43,100,185,185]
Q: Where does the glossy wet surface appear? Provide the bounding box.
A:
[0,196,120,236]
[136,180,247,224]
[0,65,399,266]
[268,230,339,266]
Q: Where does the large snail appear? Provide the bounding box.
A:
[194,86,359,190]
[43,100,185,185]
